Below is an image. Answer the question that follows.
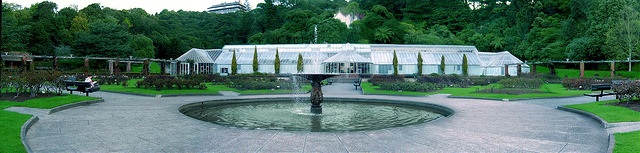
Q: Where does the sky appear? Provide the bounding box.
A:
[4,0,265,14]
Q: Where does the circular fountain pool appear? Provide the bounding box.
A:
[179,98,453,132]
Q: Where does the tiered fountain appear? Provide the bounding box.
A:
[296,74,339,114]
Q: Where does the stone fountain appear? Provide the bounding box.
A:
[296,74,339,114]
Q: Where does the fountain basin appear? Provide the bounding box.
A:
[179,98,454,132]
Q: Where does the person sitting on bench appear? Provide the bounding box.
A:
[84,74,97,88]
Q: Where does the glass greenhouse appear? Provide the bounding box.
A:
[172,44,529,76]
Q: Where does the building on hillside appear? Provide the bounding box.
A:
[207,1,247,14]
[172,44,529,76]
[333,10,363,28]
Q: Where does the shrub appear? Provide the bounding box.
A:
[227,75,301,90]
[561,77,621,90]
[96,75,128,85]
[498,78,543,89]
[378,82,444,92]
[612,81,640,102]
[136,75,205,90]
[416,75,502,88]
[369,74,405,86]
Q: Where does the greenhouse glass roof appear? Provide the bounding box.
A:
[477,51,526,66]
[181,44,525,67]
[176,48,222,63]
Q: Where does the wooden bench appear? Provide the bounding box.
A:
[353,79,361,90]
[64,81,100,96]
[327,79,334,85]
[584,84,615,101]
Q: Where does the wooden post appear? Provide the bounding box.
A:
[579,62,585,78]
[531,64,537,73]
[610,62,615,77]
[142,59,150,76]
[517,64,522,75]
[22,57,28,72]
[114,59,120,75]
[126,62,131,73]
[504,65,509,77]
[53,57,58,71]
[84,58,90,76]
[108,60,113,75]
[176,61,181,75]
[160,61,166,74]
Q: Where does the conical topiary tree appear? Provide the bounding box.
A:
[440,55,445,74]
[393,50,398,75]
[417,52,423,75]
[231,50,237,75]
[252,46,258,73]
[297,53,304,73]
[274,48,280,74]
[462,54,468,76]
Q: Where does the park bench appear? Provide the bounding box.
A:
[353,79,361,90]
[64,81,100,96]
[327,79,334,85]
[584,84,615,102]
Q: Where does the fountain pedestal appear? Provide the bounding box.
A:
[296,74,338,114]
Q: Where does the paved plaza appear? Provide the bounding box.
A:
[14,83,617,152]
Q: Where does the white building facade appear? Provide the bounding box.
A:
[173,44,529,76]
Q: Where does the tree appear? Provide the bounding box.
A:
[129,34,155,58]
[392,50,398,75]
[440,55,445,74]
[297,53,304,73]
[73,21,133,57]
[462,54,468,76]
[253,46,259,73]
[274,48,281,74]
[417,52,423,75]
[606,4,640,71]
[231,50,237,75]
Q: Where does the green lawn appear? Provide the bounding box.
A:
[362,82,594,99]
[130,62,161,73]
[0,110,31,153]
[614,131,640,153]
[0,94,101,153]
[563,100,640,153]
[563,100,640,123]
[536,65,640,78]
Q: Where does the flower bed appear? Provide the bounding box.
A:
[135,75,206,90]
[377,82,444,92]
[227,75,301,90]
[498,78,543,89]
[417,75,502,88]
[561,77,617,90]
[612,81,640,102]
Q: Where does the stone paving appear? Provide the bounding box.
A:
[13,83,620,152]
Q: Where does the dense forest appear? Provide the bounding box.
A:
[2,0,639,68]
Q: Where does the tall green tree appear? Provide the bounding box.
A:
[253,46,259,72]
[129,34,155,58]
[462,54,468,76]
[274,48,281,74]
[392,50,398,75]
[297,53,304,73]
[72,21,133,57]
[440,55,445,74]
[231,50,237,75]
[417,52,423,75]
